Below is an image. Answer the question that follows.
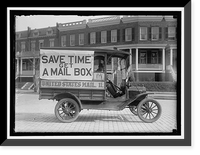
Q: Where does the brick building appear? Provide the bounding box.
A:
[15,25,59,82]
[15,15,177,83]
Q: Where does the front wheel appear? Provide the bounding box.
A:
[55,98,80,123]
[137,98,162,123]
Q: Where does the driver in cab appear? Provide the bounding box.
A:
[96,62,104,72]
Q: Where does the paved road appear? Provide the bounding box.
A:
[15,91,177,133]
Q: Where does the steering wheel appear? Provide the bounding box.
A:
[106,79,122,92]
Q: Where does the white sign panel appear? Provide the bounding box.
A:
[40,49,94,80]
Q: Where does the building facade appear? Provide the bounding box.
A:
[16,26,59,82]
[15,15,177,83]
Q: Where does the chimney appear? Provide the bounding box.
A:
[27,27,31,37]
[27,26,31,32]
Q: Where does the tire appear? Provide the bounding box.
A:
[137,98,162,123]
[129,106,138,115]
[55,98,80,123]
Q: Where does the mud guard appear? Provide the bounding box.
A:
[129,93,149,107]
[118,93,149,110]
[53,92,82,110]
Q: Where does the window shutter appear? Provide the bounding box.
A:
[17,42,21,52]
[148,27,151,40]
[25,42,27,51]
[122,29,125,41]
[96,32,99,44]
[107,30,111,43]
[66,35,69,46]
[165,27,168,40]
[132,28,135,41]
[95,32,98,44]
[117,29,120,42]
[159,27,162,40]
[98,32,101,44]
[88,33,90,44]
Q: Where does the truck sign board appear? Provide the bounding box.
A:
[40,80,105,89]
[40,49,94,80]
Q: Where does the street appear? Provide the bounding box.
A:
[15,91,177,133]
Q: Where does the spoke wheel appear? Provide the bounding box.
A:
[55,98,80,123]
[129,106,138,115]
[137,98,162,123]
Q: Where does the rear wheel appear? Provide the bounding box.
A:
[129,106,138,115]
[137,98,161,123]
[55,98,80,123]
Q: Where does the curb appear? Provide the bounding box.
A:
[150,96,176,100]
[148,92,176,100]
[16,89,38,94]
[147,91,176,95]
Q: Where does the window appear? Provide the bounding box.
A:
[22,59,33,71]
[31,41,35,52]
[16,33,21,39]
[94,56,105,72]
[111,30,117,43]
[70,34,75,46]
[49,39,54,47]
[61,35,66,47]
[139,51,147,64]
[125,28,132,41]
[140,27,147,40]
[46,29,53,36]
[168,27,176,40]
[39,40,44,49]
[79,33,84,45]
[90,32,96,44]
[139,49,162,65]
[151,27,159,40]
[101,31,107,43]
[21,42,25,52]
[151,51,158,64]
[33,31,39,37]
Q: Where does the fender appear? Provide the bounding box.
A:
[118,92,149,110]
[53,92,82,110]
[128,92,149,107]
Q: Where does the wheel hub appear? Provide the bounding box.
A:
[63,107,71,114]
[147,108,152,113]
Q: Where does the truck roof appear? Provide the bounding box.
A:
[40,47,130,59]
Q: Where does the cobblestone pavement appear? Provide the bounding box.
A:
[15,92,177,133]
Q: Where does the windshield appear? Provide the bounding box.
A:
[118,57,134,83]
[120,59,126,80]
